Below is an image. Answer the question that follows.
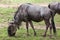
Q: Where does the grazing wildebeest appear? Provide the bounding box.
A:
[48,2,60,14]
[8,3,56,37]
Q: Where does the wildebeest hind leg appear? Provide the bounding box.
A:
[43,19,50,37]
[49,24,53,38]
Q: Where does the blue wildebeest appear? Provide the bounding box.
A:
[8,3,56,37]
[48,2,60,14]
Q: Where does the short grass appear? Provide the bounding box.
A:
[0,0,60,4]
[0,7,16,23]
[0,1,60,40]
[0,27,60,40]
[0,0,60,40]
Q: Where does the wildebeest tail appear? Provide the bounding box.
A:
[51,11,56,34]
[48,4,50,8]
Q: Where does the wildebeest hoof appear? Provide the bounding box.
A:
[43,34,46,37]
[8,33,15,37]
[34,33,36,36]
[49,34,53,38]
[27,34,30,36]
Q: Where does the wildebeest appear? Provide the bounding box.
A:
[8,3,56,37]
[48,2,60,14]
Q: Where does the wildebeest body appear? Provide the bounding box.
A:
[8,3,56,37]
[27,6,52,22]
[15,4,52,22]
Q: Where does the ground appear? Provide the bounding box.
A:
[0,1,60,40]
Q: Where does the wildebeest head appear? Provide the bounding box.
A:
[8,21,17,36]
[48,2,60,14]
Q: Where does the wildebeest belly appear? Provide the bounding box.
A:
[28,14,43,22]
[30,17,43,22]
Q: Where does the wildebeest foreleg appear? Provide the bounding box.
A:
[29,21,36,36]
[26,21,29,36]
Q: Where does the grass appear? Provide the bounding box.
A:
[0,27,60,40]
[0,0,60,4]
[0,7,16,23]
[0,0,60,39]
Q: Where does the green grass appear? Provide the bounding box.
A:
[0,0,60,40]
[0,27,60,40]
[0,0,60,4]
[0,7,16,23]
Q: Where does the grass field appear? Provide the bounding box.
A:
[0,27,60,40]
[0,0,60,40]
[0,6,60,40]
[0,0,60,4]
[0,7,16,23]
